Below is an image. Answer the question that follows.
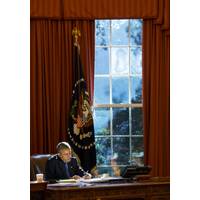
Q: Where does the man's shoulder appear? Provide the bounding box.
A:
[47,154,60,162]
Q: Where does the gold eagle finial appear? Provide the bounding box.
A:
[72,27,81,46]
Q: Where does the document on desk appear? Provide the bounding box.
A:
[48,179,79,187]
[47,177,125,187]
[80,176,124,183]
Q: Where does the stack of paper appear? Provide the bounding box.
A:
[56,179,77,183]
[48,179,79,187]
[80,176,124,183]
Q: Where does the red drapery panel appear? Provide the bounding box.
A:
[30,20,94,154]
[31,0,157,19]
[143,20,170,176]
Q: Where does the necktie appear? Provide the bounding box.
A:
[65,163,70,178]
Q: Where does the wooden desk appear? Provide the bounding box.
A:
[31,181,48,192]
[45,180,169,200]
[31,178,170,200]
[30,181,47,200]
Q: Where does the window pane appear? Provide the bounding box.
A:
[95,20,110,46]
[94,19,143,172]
[94,108,110,136]
[95,47,109,75]
[111,20,129,45]
[130,47,142,75]
[95,137,111,165]
[131,108,143,135]
[130,19,142,46]
[113,108,129,135]
[94,77,110,104]
[111,48,129,74]
[131,137,144,165]
[131,76,142,103]
[112,77,128,104]
[113,137,130,165]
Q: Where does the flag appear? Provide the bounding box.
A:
[67,28,96,173]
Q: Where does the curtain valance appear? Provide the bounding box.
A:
[30,0,169,30]
[31,0,156,19]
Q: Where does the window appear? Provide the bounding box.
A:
[94,19,143,175]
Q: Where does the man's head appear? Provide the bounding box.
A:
[57,142,72,163]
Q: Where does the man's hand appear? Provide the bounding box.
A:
[72,175,81,180]
[83,173,92,179]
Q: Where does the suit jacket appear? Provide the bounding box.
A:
[45,154,85,180]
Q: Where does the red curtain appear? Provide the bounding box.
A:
[30,20,94,154]
[142,0,170,177]
[143,20,170,176]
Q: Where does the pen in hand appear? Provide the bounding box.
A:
[83,171,91,179]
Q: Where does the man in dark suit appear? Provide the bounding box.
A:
[45,142,91,181]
